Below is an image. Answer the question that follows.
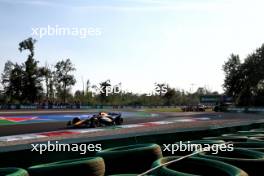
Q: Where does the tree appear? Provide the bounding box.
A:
[54,59,76,103]
[9,64,24,102]
[223,54,243,102]
[19,38,43,103]
[223,45,264,106]
[240,45,264,105]
[1,61,14,101]
[196,87,210,95]
[39,64,55,101]
[1,62,24,103]
[163,87,176,106]
[19,37,36,58]
[98,80,111,103]
[74,90,83,103]
[85,79,91,94]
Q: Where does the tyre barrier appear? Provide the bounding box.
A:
[198,148,264,176]
[151,156,248,176]
[248,136,264,142]
[222,131,264,137]
[0,168,29,176]
[233,142,264,152]
[109,175,154,176]
[162,140,225,156]
[237,131,264,135]
[3,128,264,175]
[250,128,264,132]
[161,144,193,157]
[27,157,105,176]
[108,175,138,176]
[96,143,162,175]
[188,139,226,144]
[109,175,153,176]
[203,136,249,142]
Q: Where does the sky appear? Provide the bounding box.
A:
[1,0,264,94]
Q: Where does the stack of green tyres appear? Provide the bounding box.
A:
[1,128,264,176]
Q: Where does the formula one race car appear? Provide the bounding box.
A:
[66,112,123,128]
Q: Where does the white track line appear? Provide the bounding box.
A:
[0,134,46,142]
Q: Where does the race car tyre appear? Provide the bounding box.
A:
[27,157,105,176]
[0,168,29,176]
[114,117,123,125]
[96,143,162,175]
[72,117,81,124]
[232,142,264,152]
[198,148,264,176]
[152,156,248,176]
[90,118,99,128]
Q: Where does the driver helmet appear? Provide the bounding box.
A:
[99,112,107,116]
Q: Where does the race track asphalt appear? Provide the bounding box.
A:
[0,110,176,136]
[0,111,263,136]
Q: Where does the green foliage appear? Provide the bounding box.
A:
[18,37,36,58]
[98,79,111,103]
[1,38,43,103]
[54,58,76,103]
[0,37,218,106]
[39,65,52,100]
[3,63,24,102]
[19,38,43,103]
[223,44,264,106]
